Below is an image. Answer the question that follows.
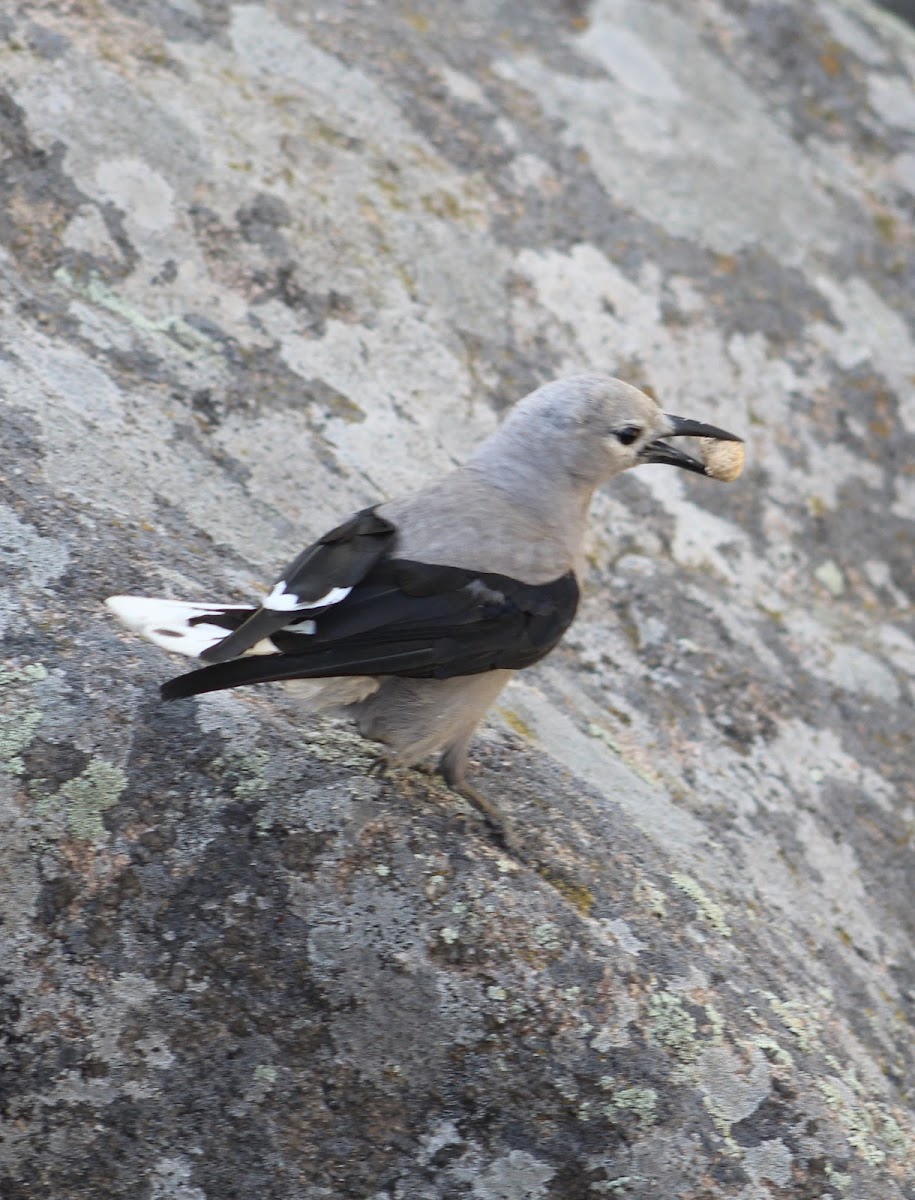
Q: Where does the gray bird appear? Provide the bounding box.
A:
[107,375,743,828]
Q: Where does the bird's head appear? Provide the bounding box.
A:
[490,375,744,488]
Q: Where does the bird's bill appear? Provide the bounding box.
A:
[638,414,743,476]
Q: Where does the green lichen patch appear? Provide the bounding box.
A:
[296,722,377,768]
[747,1033,794,1068]
[633,878,668,919]
[58,759,129,841]
[600,1079,658,1126]
[0,709,43,776]
[703,1003,727,1044]
[647,990,700,1064]
[0,661,48,774]
[814,1057,911,1169]
[816,1078,908,1168]
[0,662,48,688]
[670,872,733,938]
[213,750,271,801]
[57,267,225,361]
[764,993,821,1053]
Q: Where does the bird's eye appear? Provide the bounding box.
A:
[614,425,642,446]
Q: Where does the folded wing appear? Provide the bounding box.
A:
[199,507,397,664]
[161,560,579,701]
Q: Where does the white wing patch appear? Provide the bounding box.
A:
[262,582,352,612]
[105,596,279,659]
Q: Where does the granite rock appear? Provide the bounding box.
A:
[1,1,913,1196]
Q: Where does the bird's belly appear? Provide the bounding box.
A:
[349,671,514,765]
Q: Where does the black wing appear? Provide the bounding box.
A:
[198,507,396,664]
[161,559,580,701]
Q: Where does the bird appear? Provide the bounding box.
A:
[107,375,743,831]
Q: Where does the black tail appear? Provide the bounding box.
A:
[160,642,445,701]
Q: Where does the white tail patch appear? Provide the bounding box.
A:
[105,595,276,659]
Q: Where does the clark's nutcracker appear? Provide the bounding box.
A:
[107,376,743,825]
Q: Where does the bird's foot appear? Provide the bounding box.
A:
[367,754,429,804]
[367,754,512,849]
[366,754,391,779]
[442,778,512,851]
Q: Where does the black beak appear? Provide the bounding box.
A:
[638,414,743,476]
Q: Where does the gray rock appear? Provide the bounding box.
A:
[1,0,912,1196]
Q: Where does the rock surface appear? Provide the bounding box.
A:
[1,1,913,1196]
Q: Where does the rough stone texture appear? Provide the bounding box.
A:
[1,0,913,1196]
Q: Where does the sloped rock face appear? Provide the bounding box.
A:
[1,1,913,1196]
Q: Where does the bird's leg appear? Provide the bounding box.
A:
[438,738,509,845]
[368,739,510,846]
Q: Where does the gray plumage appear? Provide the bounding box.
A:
[106,375,743,824]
